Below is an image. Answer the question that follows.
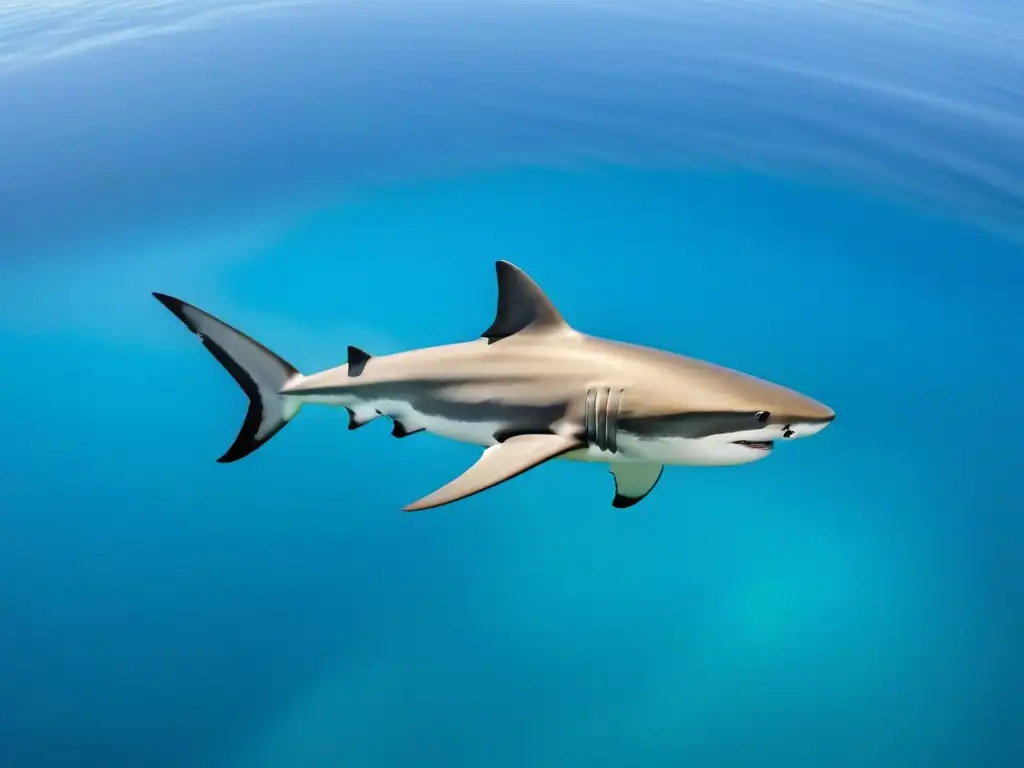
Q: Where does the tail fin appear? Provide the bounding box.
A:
[153,293,302,463]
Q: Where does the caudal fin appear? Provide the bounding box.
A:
[153,293,302,463]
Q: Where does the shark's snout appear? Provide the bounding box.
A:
[773,390,834,436]
[783,412,834,439]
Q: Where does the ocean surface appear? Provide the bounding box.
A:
[1,2,1022,767]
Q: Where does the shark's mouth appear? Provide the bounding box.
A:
[733,440,774,451]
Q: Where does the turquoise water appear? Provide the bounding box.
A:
[2,167,1020,767]
[1,2,1023,767]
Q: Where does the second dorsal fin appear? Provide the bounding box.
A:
[347,345,371,376]
[480,261,568,342]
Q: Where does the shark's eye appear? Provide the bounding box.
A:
[755,411,770,423]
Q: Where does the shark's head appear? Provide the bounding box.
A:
[692,401,835,466]
[618,360,835,467]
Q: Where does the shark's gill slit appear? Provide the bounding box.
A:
[607,388,622,453]
[585,388,597,445]
[585,386,621,453]
[595,388,609,450]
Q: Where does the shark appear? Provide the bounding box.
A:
[153,260,834,512]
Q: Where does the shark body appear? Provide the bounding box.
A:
[154,261,834,511]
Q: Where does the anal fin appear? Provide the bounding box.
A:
[403,433,580,512]
[609,463,664,508]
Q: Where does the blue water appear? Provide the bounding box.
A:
[1,3,1022,768]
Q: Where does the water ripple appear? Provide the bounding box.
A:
[1,0,1023,246]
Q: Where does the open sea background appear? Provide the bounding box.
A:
[1,1,1022,766]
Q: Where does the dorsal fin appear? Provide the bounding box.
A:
[347,345,371,376]
[481,261,568,341]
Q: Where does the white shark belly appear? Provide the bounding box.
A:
[322,394,502,447]
[564,432,765,467]
[561,432,662,465]
[303,396,762,466]
[380,398,503,446]
[616,433,767,467]
[562,444,645,464]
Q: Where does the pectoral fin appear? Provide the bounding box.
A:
[609,463,664,508]
[403,434,581,512]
